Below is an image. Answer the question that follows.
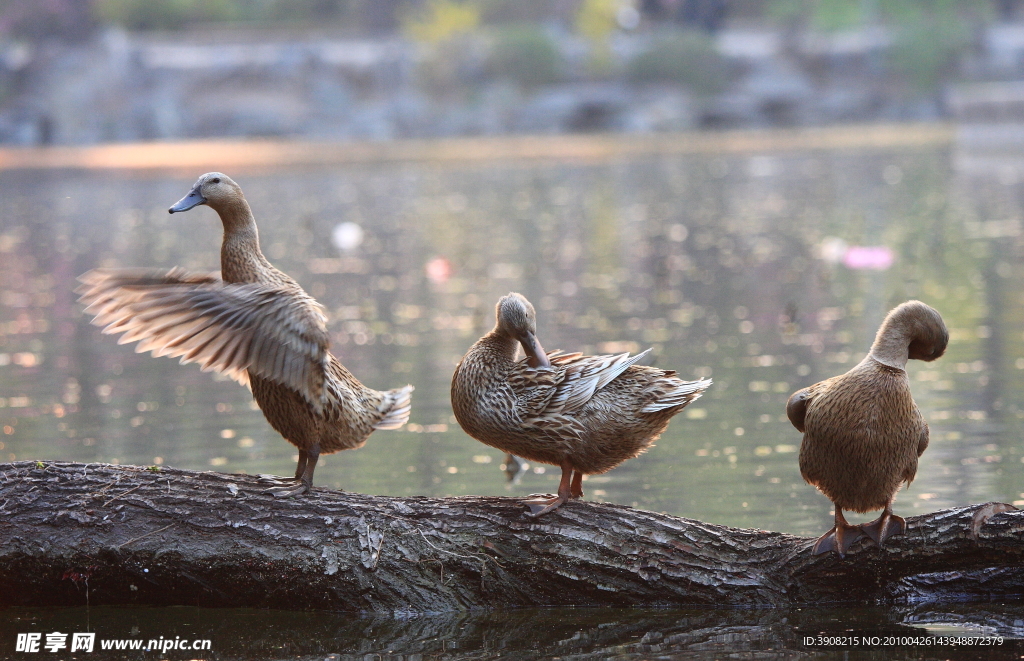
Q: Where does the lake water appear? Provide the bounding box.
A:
[1,125,1023,656]
[2,603,1024,659]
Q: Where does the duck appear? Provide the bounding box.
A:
[787,300,947,557]
[76,172,414,497]
[451,292,711,517]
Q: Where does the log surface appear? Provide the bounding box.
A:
[1,461,1022,612]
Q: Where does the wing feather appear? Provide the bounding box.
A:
[77,267,329,411]
[511,348,661,425]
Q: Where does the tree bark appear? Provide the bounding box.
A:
[1,461,1022,612]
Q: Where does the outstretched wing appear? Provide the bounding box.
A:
[77,267,330,412]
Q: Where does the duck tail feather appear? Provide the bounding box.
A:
[641,378,712,413]
[374,384,414,430]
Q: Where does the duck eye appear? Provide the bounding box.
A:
[210,178,221,184]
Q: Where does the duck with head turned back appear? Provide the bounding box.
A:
[452,292,711,517]
[787,300,947,557]
[77,173,414,497]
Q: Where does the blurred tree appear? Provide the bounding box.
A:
[403,0,480,44]
[769,0,990,96]
[576,0,619,76]
[576,0,618,42]
[767,0,865,31]
[884,0,980,94]
[641,0,729,33]
[478,0,565,26]
[93,0,238,30]
[404,1,485,96]
[93,0,401,33]
[0,0,96,41]
[488,25,562,87]
[626,30,731,94]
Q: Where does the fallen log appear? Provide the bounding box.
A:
[0,461,1022,612]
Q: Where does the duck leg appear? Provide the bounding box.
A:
[861,502,906,548]
[812,508,864,558]
[258,450,308,486]
[569,470,584,500]
[524,460,573,517]
[266,444,319,498]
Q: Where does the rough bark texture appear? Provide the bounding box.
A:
[1,461,1022,612]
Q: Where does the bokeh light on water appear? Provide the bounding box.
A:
[1,131,1023,536]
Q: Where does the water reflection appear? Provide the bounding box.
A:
[1,603,1022,659]
[1,134,1023,536]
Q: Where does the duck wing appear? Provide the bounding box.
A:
[508,349,652,436]
[77,267,329,412]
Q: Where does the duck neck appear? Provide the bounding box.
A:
[868,322,910,370]
[480,329,520,364]
[213,197,273,284]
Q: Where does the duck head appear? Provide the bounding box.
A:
[168,173,244,215]
[495,293,550,368]
[870,300,948,369]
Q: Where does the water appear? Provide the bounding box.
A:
[2,603,1024,659]
[1,127,1023,654]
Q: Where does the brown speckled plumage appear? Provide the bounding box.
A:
[787,300,947,556]
[77,173,413,496]
[452,293,711,516]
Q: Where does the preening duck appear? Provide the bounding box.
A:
[787,300,947,556]
[451,292,711,517]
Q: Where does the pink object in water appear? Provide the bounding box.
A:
[426,257,452,284]
[843,246,894,271]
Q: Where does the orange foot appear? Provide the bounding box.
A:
[812,508,864,558]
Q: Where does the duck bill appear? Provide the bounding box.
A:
[168,188,206,214]
[520,331,551,368]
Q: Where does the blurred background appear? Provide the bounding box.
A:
[0,0,1020,143]
[1,0,1024,541]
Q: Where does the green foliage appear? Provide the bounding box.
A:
[626,32,731,94]
[403,0,481,44]
[488,26,562,87]
[767,0,865,31]
[93,0,368,30]
[882,1,978,94]
[766,0,991,95]
[93,0,239,30]
[413,34,484,95]
[575,0,617,43]
[888,18,969,93]
[477,0,558,25]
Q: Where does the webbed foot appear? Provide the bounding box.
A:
[524,494,567,517]
[812,508,864,558]
[257,474,297,486]
[861,507,905,548]
[523,460,574,517]
[266,480,311,498]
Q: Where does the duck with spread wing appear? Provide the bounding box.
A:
[77,173,413,497]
